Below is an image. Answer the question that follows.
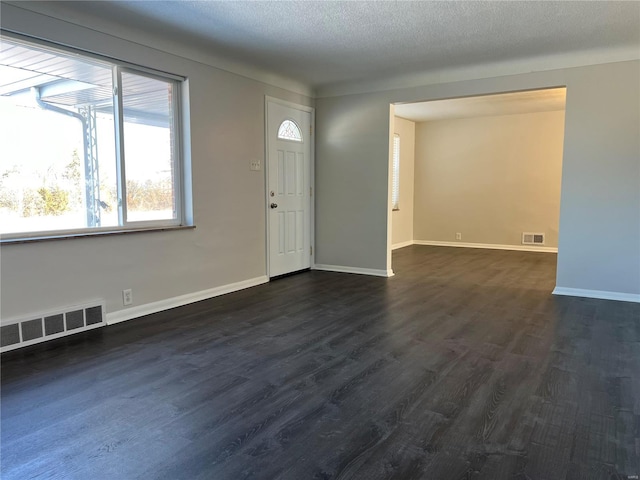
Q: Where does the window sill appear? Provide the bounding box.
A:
[0,225,196,245]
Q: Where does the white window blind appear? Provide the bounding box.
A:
[392,134,400,210]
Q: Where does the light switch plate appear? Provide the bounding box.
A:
[250,159,261,171]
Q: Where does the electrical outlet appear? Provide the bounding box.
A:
[123,289,133,306]
[250,159,261,171]
[456,232,462,240]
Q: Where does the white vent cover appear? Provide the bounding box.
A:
[1,301,106,353]
[522,232,545,245]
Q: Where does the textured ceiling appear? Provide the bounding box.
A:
[13,1,640,92]
[395,88,567,122]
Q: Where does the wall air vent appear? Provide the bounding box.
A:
[1,302,106,353]
[522,232,545,245]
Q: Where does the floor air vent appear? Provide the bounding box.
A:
[522,232,545,245]
[1,302,106,353]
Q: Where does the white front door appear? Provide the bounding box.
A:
[266,100,312,277]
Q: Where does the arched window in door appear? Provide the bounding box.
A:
[277,119,303,142]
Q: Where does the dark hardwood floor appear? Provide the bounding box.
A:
[2,245,639,479]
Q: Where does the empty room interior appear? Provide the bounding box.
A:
[390,88,566,268]
[1,2,639,479]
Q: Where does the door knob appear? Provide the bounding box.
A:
[270,203,278,209]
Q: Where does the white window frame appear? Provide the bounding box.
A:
[392,134,400,211]
[113,67,183,229]
[0,33,187,242]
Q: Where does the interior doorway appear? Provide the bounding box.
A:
[388,87,567,281]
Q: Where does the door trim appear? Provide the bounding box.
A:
[264,96,315,278]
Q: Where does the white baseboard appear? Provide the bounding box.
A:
[392,240,414,250]
[106,276,269,325]
[552,287,640,304]
[413,240,557,253]
[312,264,394,277]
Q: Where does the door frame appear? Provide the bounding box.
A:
[264,96,315,278]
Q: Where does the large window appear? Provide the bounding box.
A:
[0,36,184,240]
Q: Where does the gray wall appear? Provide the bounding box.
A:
[315,61,640,295]
[0,5,313,320]
[414,110,565,248]
[315,95,392,271]
[557,62,640,294]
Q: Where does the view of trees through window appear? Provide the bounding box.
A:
[1,104,115,234]
[0,36,181,238]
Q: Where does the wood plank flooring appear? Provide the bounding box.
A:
[2,245,639,479]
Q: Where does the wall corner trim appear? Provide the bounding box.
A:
[392,240,414,250]
[413,240,558,253]
[312,264,393,278]
[106,276,269,325]
[552,287,640,304]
